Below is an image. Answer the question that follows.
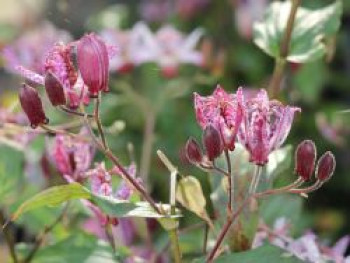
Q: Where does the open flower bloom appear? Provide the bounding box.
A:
[50,128,94,181]
[131,23,204,77]
[238,89,300,165]
[194,85,244,151]
[100,27,145,73]
[3,22,72,74]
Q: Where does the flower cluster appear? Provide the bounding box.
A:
[16,33,115,127]
[188,85,300,166]
[253,218,350,262]
[100,22,203,77]
[2,22,72,74]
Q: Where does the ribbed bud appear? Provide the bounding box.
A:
[19,83,48,128]
[316,151,336,182]
[203,124,223,161]
[44,71,66,106]
[185,137,203,164]
[294,140,317,181]
[77,33,109,97]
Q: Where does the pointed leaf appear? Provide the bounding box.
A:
[12,183,91,221]
[253,1,342,62]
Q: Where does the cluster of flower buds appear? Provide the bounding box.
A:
[185,124,223,166]
[192,85,300,166]
[295,140,336,184]
[17,34,112,128]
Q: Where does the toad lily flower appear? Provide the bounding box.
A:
[132,23,204,78]
[238,89,300,165]
[51,128,95,182]
[194,85,244,151]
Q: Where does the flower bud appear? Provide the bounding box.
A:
[294,140,316,181]
[77,33,109,97]
[316,151,336,182]
[203,124,223,161]
[185,137,203,164]
[19,83,48,128]
[44,71,66,106]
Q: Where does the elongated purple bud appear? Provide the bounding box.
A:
[185,137,203,164]
[44,71,66,106]
[77,33,109,97]
[294,140,316,181]
[316,151,336,182]
[203,124,223,161]
[19,83,48,128]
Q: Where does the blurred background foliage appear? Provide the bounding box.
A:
[0,0,349,261]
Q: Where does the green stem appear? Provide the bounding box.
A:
[169,228,182,263]
[224,150,233,213]
[0,210,18,263]
[140,110,156,190]
[94,93,108,150]
[268,0,301,98]
[23,203,69,263]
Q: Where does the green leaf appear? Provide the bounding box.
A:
[12,183,91,221]
[193,245,304,263]
[0,144,24,202]
[17,231,124,263]
[261,194,303,227]
[176,176,209,222]
[265,145,292,180]
[12,182,180,223]
[92,195,180,219]
[253,1,342,62]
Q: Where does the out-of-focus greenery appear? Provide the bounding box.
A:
[0,0,349,262]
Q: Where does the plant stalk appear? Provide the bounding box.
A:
[140,110,156,191]
[269,0,301,98]
[0,210,18,263]
[169,228,182,263]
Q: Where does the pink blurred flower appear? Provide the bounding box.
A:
[316,113,348,147]
[87,162,112,196]
[112,162,141,200]
[139,0,172,23]
[176,0,210,20]
[238,89,300,165]
[50,128,94,181]
[253,218,350,263]
[132,23,204,77]
[233,0,268,39]
[194,85,244,150]
[100,28,143,73]
[2,22,72,74]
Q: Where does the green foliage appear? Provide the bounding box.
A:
[193,245,303,263]
[253,1,342,62]
[261,194,303,227]
[12,183,91,221]
[17,232,125,263]
[0,144,24,202]
[12,183,180,223]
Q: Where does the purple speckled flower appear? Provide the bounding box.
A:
[194,85,244,151]
[238,89,300,165]
[51,128,94,181]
